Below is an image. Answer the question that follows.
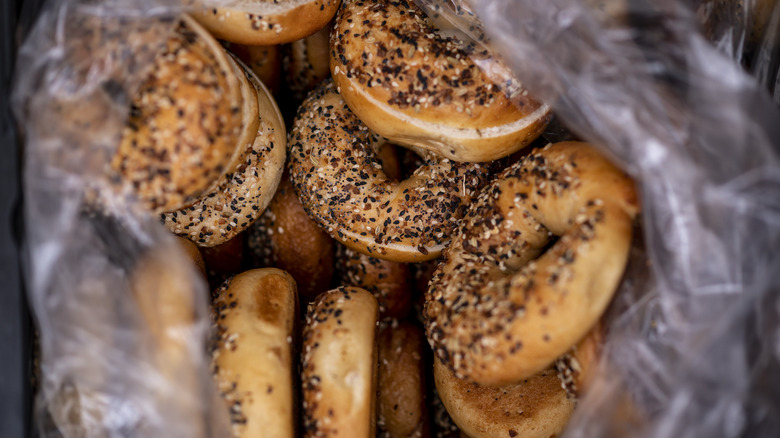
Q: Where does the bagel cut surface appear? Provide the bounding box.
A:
[289,80,495,263]
[424,142,638,386]
[331,0,551,162]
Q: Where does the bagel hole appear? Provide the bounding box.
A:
[539,233,561,256]
[372,141,429,182]
[502,232,560,274]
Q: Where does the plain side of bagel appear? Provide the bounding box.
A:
[335,244,413,319]
[434,325,603,438]
[377,320,430,438]
[247,174,335,304]
[433,358,572,438]
[285,24,332,101]
[301,287,379,438]
[174,235,207,276]
[331,0,551,162]
[193,0,341,46]
[211,268,298,438]
[131,243,211,438]
[425,142,638,386]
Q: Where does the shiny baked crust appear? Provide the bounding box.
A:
[288,80,495,262]
[331,0,551,162]
[425,142,638,386]
[211,268,298,438]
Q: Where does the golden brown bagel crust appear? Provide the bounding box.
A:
[331,0,551,162]
[425,142,638,386]
[193,0,341,46]
[131,245,210,438]
[434,326,602,438]
[247,175,335,304]
[174,235,207,277]
[377,321,430,438]
[162,56,286,247]
[335,245,412,319]
[431,386,464,438]
[285,25,332,101]
[211,268,298,438]
[301,287,379,438]
[289,80,495,262]
[226,43,283,95]
[433,357,573,438]
[113,16,243,213]
[554,323,603,399]
[200,231,246,288]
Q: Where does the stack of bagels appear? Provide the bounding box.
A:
[110,0,640,436]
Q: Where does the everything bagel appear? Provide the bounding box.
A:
[284,25,332,101]
[113,16,243,213]
[161,55,286,247]
[425,142,638,386]
[301,287,379,438]
[211,269,298,438]
[193,0,340,45]
[288,80,495,263]
[331,0,551,162]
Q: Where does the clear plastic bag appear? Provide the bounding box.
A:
[412,0,780,436]
[13,1,230,436]
[12,0,780,437]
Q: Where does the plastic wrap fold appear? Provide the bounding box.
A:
[13,1,230,437]
[413,0,780,437]
[12,0,780,437]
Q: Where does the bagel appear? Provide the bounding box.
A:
[247,174,335,304]
[161,54,286,247]
[289,79,495,263]
[301,287,379,437]
[424,142,638,386]
[174,235,207,277]
[375,141,404,182]
[36,15,171,173]
[377,320,430,438]
[284,25,332,101]
[330,0,551,163]
[431,386,464,438]
[335,244,412,319]
[225,42,283,95]
[434,358,572,438]
[434,326,603,438]
[211,268,298,438]
[412,258,440,322]
[200,231,246,288]
[130,243,211,438]
[113,16,244,213]
[192,0,341,46]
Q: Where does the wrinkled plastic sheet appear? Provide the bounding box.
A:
[13,1,229,437]
[412,0,780,437]
[12,0,780,437]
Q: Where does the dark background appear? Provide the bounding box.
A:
[2,0,43,436]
